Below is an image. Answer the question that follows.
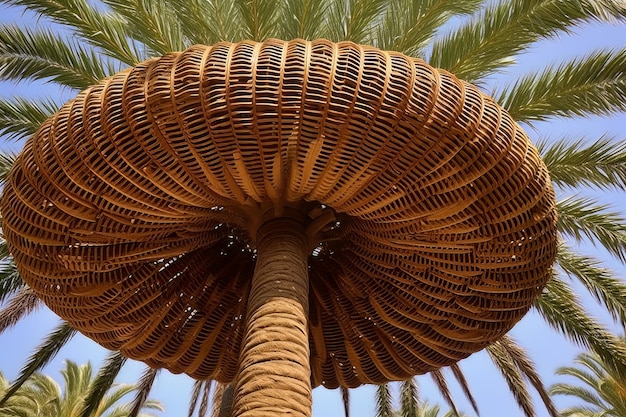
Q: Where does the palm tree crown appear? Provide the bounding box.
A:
[0,1,625,416]
[0,360,163,417]
[550,342,626,417]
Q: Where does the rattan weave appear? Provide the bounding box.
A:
[1,39,557,388]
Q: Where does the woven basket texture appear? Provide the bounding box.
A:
[0,39,557,388]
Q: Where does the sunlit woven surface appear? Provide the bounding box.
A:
[1,39,557,388]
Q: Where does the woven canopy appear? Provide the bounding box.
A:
[1,39,557,389]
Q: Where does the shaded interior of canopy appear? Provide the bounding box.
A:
[0,39,557,388]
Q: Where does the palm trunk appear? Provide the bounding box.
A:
[231,217,312,417]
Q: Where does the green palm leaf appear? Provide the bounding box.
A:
[0,360,163,417]
[375,382,393,417]
[399,378,419,417]
[0,98,59,140]
[78,350,127,417]
[103,0,187,56]
[550,348,626,416]
[551,384,605,409]
[0,322,76,407]
[499,336,558,417]
[0,25,114,89]
[429,370,459,417]
[497,48,626,122]
[0,261,24,303]
[534,278,626,379]
[538,137,626,190]
[556,196,626,262]
[557,245,626,324]
[0,287,40,335]
[449,364,479,416]
[429,0,626,83]
[234,0,283,41]
[127,366,160,417]
[279,0,330,40]
[374,0,482,58]
[164,0,243,44]
[4,0,141,64]
[323,0,387,43]
[560,405,608,417]
[486,338,535,417]
[0,241,9,262]
[60,360,92,415]
[0,152,16,184]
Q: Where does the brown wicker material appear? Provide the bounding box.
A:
[1,39,557,388]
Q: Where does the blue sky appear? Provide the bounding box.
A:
[0,3,625,417]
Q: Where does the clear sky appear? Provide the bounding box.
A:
[0,3,625,417]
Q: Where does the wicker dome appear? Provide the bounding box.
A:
[1,39,557,389]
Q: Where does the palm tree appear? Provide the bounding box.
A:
[0,360,163,417]
[399,401,466,417]
[0,1,625,416]
[375,378,468,417]
[393,398,466,417]
[549,344,626,417]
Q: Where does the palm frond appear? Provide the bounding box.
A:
[430,369,459,417]
[0,242,10,262]
[188,380,203,417]
[550,384,605,408]
[0,97,59,141]
[399,378,419,417]
[99,382,163,417]
[127,366,160,417]
[556,196,626,262]
[557,245,626,325]
[0,321,76,407]
[551,349,626,416]
[571,354,610,381]
[0,24,114,89]
[61,360,92,411]
[234,0,283,41]
[323,0,387,43]
[341,386,350,417]
[278,0,329,40]
[486,338,535,417]
[559,405,606,417]
[0,286,40,335]
[198,379,212,417]
[449,364,479,416]
[78,350,127,417]
[498,48,626,123]
[422,401,442,417]
[499,335,559,417]
[534,277,626,378]
[208,381,229,417]
[538,137,626,190]
[375,383,393,417]
[429,0,626,83]
[0,260,24,303]
[164,0,243,44]
[102,0,187,56]
[0,152,16,184]
[5,0,140,64]
[375,0,482,58]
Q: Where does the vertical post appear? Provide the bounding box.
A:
[231,217,312,417]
